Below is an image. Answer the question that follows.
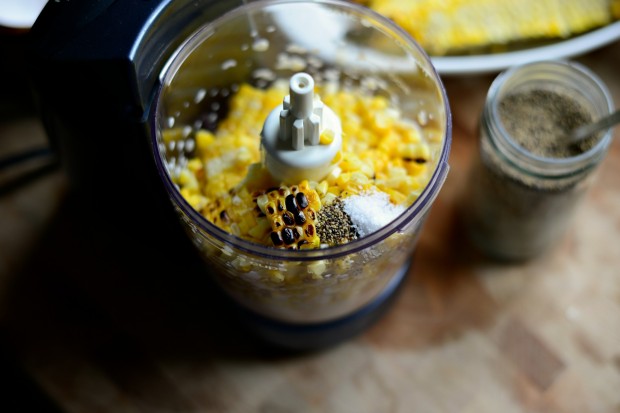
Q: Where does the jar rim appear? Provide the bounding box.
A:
[484,60,614,178]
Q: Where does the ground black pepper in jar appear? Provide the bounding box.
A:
[461,61,614,260]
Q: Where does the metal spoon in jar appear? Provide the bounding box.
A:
[567,108,620,143]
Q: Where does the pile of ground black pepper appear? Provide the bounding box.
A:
[316,199,359,246]
[498,89,595,158]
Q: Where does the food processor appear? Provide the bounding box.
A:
[29,0,451,349]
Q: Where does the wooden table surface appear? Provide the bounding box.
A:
[1,40,619,413]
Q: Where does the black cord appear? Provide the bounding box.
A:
[0,147,54,172]
[0,146,60,196]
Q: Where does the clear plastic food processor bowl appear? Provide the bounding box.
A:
[151,0,451,324]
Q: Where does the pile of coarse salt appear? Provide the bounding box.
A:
[342,190,405,237]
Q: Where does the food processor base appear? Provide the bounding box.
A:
[238,260,410,351]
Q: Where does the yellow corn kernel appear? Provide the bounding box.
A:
[187,158,203,173]
[383,188,407,205]
[331,150,343,165]
[327,186,341,196]
[231,256,253,272]
[371,111,398,135]
[369,96,389,111]
[248,217,272,240]
[299,180,311,192]
[178,168,199,190]
[316,180,329,196]
[305,190,321,212]
[336,172,351,187]
[321,192,338,206]
[162,128,184,143]
[388,167,407,178]
[359,161,375,178]
[401,123,422,143]
[195,130,215,153]
[238,214,257,236]
[307,260,327,279]
[320,128,336,145]
[404,161,426,177]
[300,237,321,250]
[182,191,207,210]
[339,153,364,172]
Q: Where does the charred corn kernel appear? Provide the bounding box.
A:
[413,143,431,162]
[257,184,321,249]
[404,161,426,177]
[367,0,620,55]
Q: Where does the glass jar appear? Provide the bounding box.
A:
[462,60,614,261]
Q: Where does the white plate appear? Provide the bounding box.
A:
[432,21,620,76]
[0,0,47,29]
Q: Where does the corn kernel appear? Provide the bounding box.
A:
[307,260,327,278]
[248,217,271,239]
[316,180,329,196]
[383,188,407,205]
[320,128,336,145]
[336,172,351,187]
[195,130,215,153]
[162,128,183,143]
[321,192,338,205]
[256,194,269,214]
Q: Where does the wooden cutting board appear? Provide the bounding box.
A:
[1,42,619,413]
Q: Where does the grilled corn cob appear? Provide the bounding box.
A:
[366,0,620,55]
[256,182,321,249]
